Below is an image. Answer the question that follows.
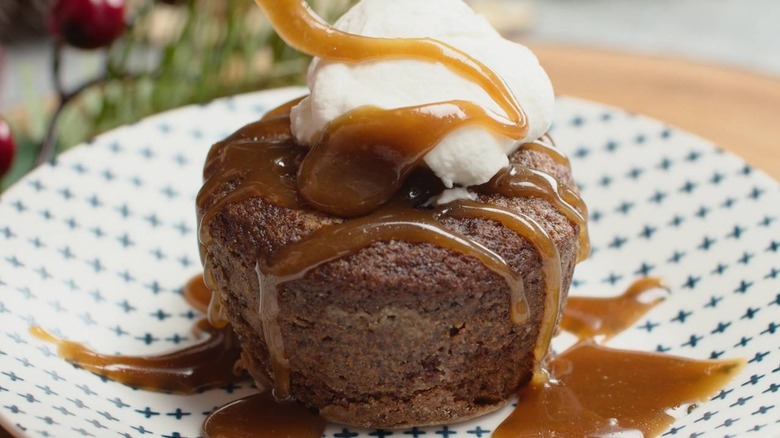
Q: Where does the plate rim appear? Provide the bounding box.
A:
[1,87,778,437]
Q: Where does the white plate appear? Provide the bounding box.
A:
[1,87,778,438]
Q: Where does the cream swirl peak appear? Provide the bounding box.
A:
[290,0,555,188]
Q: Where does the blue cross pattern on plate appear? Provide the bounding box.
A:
[0,87,779,437]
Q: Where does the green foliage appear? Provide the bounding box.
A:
[57,0,354,148]
[1,0,355,189]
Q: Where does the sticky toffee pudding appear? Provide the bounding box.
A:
[30,0,745,435]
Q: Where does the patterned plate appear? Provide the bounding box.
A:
[1,87,778,438]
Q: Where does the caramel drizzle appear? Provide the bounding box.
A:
[196,114,307,331]
[253,0,525,126]
[183,273,211,313]
[261,201,523,300]
[487,163,590,261]
[197,118,303,227]
[562,277,669,341]
[198,140,306,242]
[203,255,230,328]
[494,341,745,438]
[202,392,326,438]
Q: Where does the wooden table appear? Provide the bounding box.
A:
[530,44,780,180]
[1,46,778,438]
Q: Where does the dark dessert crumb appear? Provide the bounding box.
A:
[201,139,578,428]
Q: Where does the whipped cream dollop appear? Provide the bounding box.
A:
[291,0,554,189]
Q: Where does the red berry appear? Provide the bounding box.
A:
[0,118,16,178]
[50,0,126,50]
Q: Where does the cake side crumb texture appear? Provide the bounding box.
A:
[200,142,579,428]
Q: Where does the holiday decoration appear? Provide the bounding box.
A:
[49,0,126,50]
[0,118,16,178]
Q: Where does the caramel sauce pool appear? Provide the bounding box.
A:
[29,304,243,394]
[30,276,325,437]
[183,272,211,313]
[202,392,326,438]
[494,343,745,438]
[562,277,669,341]
[494,280,745,437]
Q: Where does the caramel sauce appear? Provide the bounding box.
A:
[183,273,211,313]
[298,100,526,216]
[202,392,326,438]
[196,116,305,226]
[494,341,745,438]
[29,317,243,394]
[486,164,590,261]
[253,0,525,125]
[196,0,587,399]
[562,277,669,341]
[203,255,231,328]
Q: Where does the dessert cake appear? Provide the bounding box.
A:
[197,0,588,429]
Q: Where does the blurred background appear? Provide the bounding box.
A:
[0,0,778,190]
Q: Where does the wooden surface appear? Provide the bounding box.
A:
[530,44,780,179]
